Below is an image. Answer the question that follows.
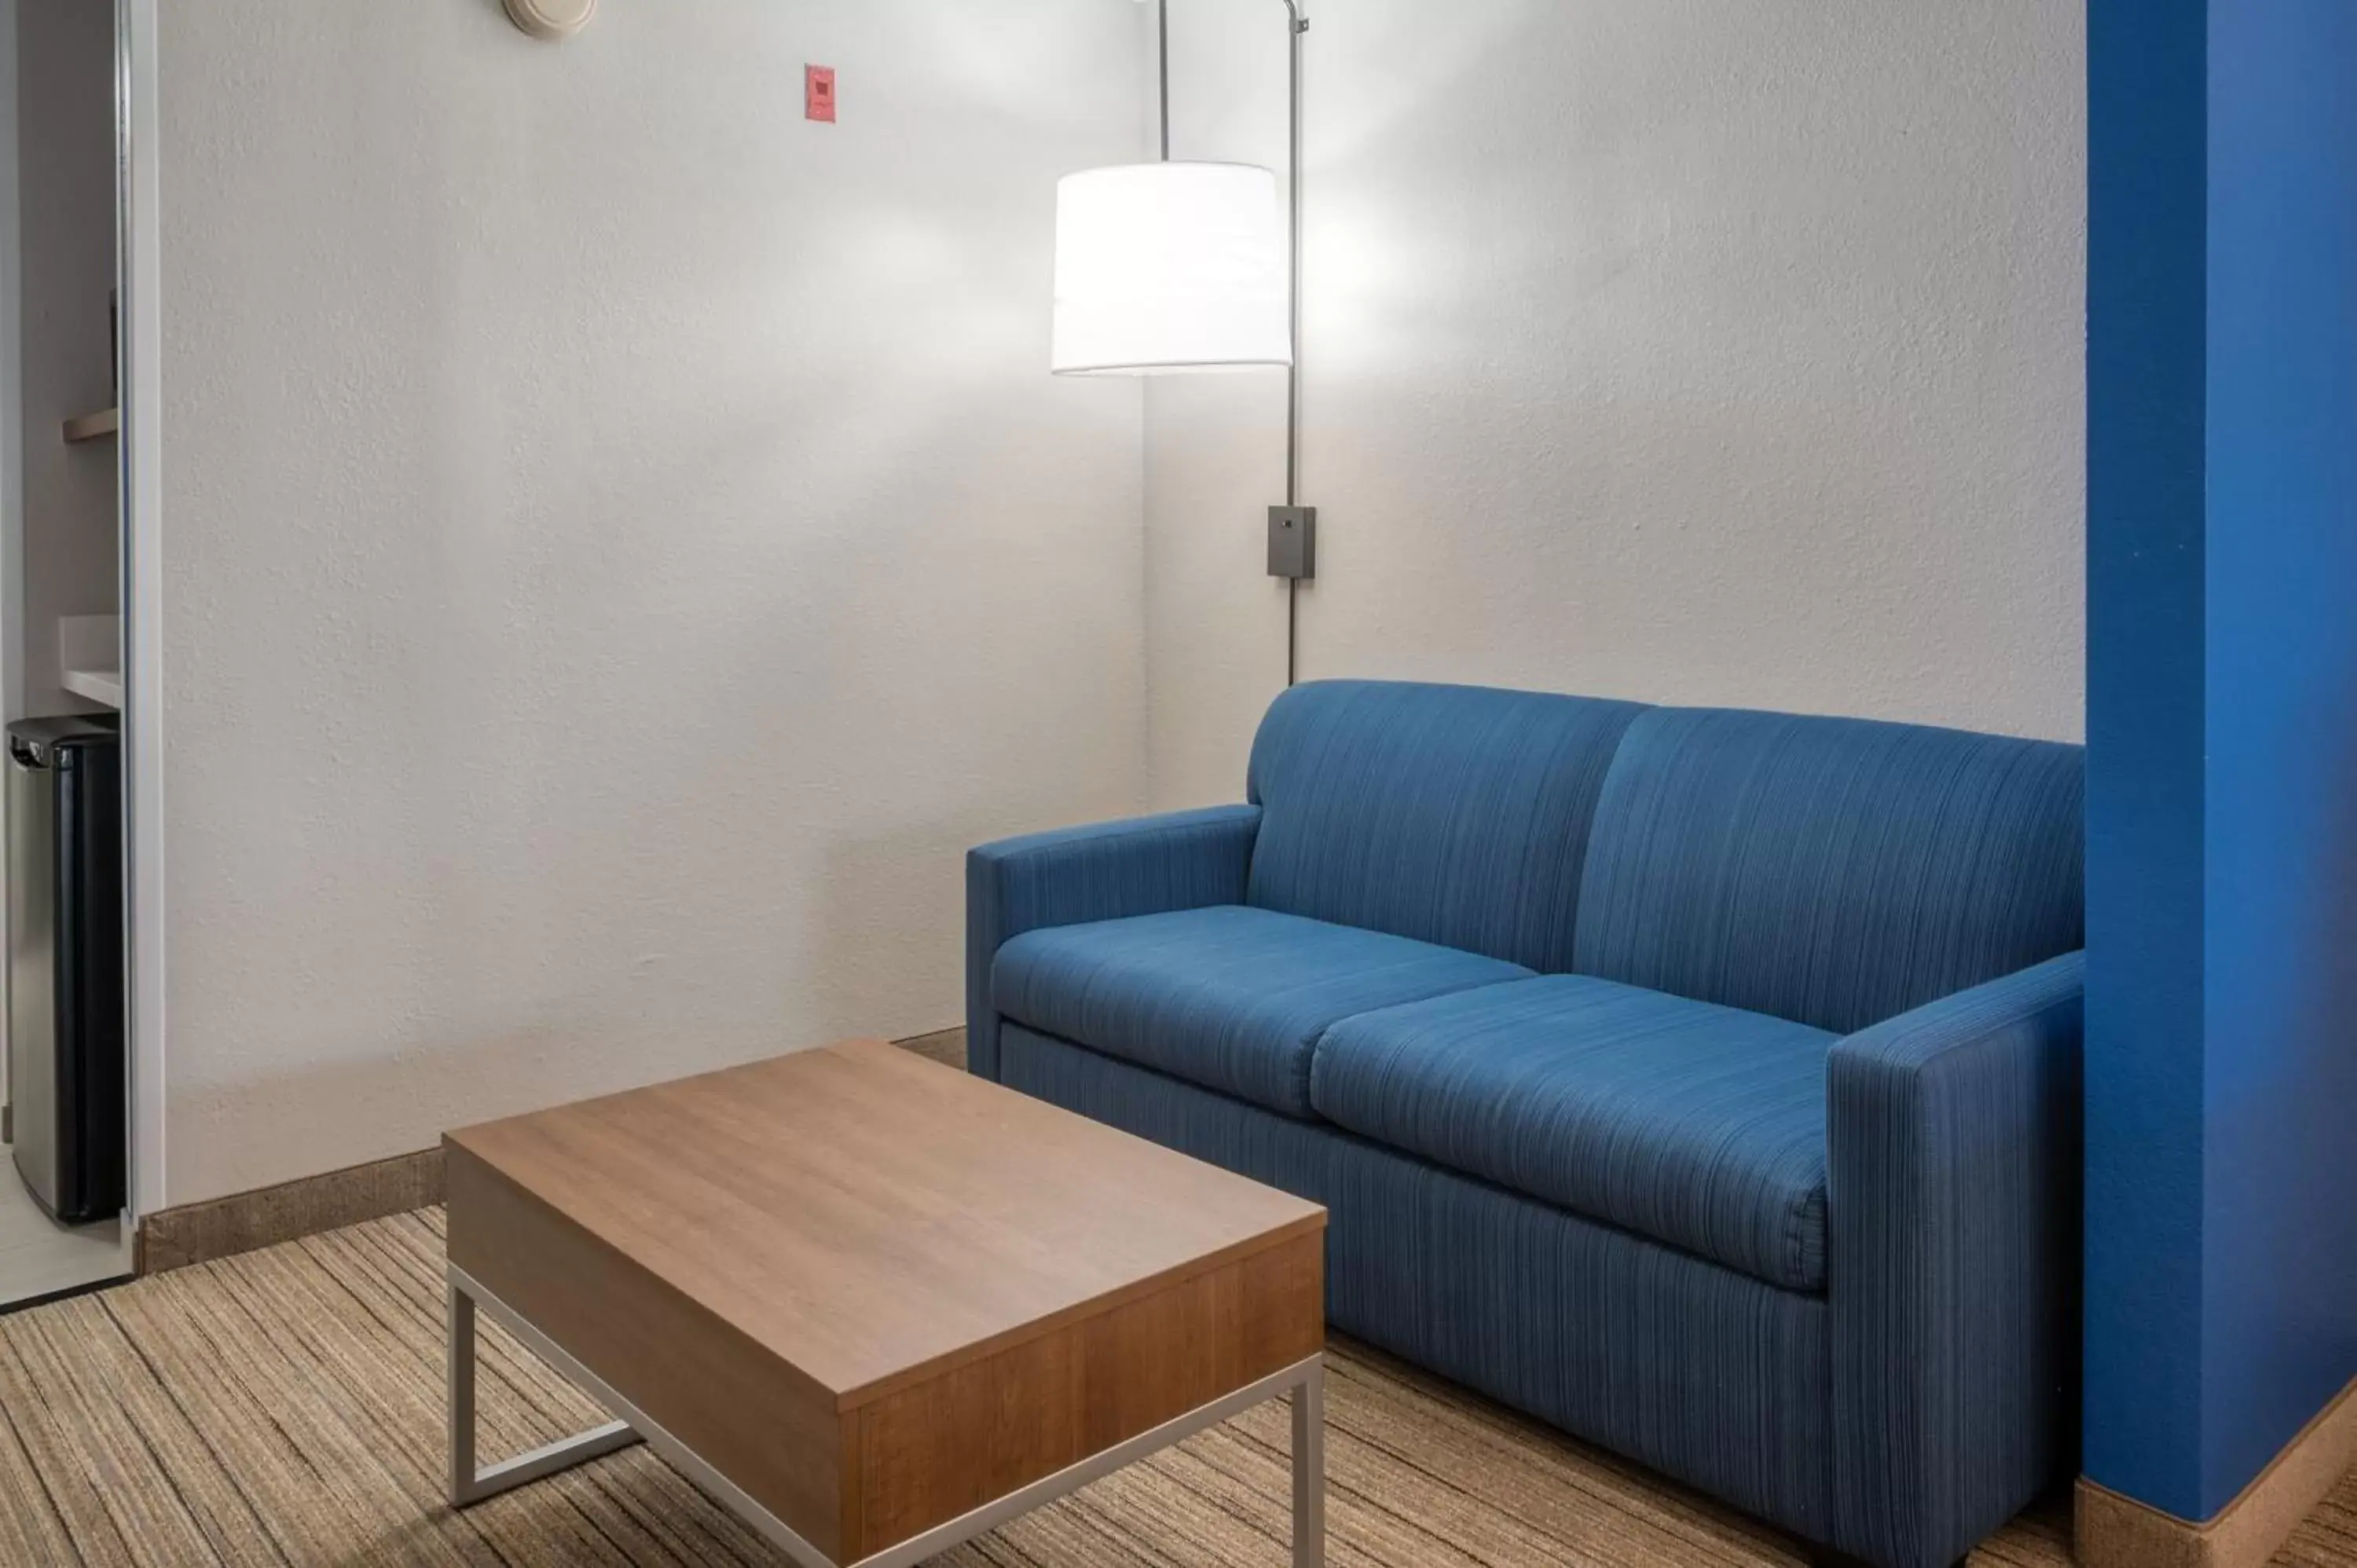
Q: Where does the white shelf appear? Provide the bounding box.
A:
[57,615,122,709]
[62,407,119,443]
[60,666,122,709]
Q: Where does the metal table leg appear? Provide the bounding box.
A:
[1293,1357,1325,1565]
[448,1274,640,1508]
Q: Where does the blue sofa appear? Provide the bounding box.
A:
[966,680,2083,1568]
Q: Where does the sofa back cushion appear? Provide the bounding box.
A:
[1572,706,2084,1035]
[1245,680,1648,972]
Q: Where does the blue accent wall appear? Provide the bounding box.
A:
[2084,0,2211,1521]
[2088,0,2357,1524]
[2200,0,2357,1517]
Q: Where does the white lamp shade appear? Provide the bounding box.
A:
[1052,162,1291,375]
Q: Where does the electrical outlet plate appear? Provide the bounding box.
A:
[1267,506,1316,580]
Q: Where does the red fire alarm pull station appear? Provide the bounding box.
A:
[806,65,836,123]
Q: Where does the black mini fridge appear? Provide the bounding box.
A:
[5,716,123,1225]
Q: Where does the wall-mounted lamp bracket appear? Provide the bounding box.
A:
[1268,507,1317,580]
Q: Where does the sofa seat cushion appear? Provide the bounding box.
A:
[993,906,1531,1119]
[1311,975,1836,1291]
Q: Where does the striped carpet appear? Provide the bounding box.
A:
[0,1211,2342,1567]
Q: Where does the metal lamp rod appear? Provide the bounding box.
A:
[1280,0,1304,512]
[1158,0,1172,161]
[1157,0,1310,683]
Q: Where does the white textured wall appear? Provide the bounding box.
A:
[159,0,1149,1203]
[1146,0,2087,808]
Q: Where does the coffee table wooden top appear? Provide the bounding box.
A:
[443,1038,1325,1410]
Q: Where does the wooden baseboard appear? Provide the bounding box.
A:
[138,1147,445,1275]
[135,1028,972,1275]
[2077,1374,2357,1568]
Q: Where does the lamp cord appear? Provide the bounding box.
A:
[1281,2,1306,687]
[1288,580,1298,686]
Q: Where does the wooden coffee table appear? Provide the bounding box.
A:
[442,1039,1329,1566]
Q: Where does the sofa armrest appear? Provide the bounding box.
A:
[1825,951,2084,1568]
[965,805,1262,1081]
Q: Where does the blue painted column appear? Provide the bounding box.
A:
[2087,0,2357,1525]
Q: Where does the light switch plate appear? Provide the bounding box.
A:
[1267,506,1317,579]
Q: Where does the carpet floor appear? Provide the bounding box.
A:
[0,1208,2346,1567]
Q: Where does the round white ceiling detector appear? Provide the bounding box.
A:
[504,0,596,41]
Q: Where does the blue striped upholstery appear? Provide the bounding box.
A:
[1828,952,2085,1568]
[1574,707,2085,1034]
[965,805,1261,1081]
[999,1024,1837,1545]
[966,682,2088,1568]
[1245,680,1647,971]
[994,905,1529,1118]
[1312,976,1836,1291]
